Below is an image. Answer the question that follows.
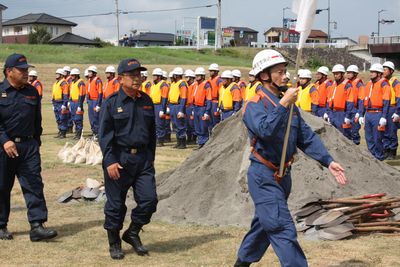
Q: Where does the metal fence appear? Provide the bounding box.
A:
[369,36,400,44]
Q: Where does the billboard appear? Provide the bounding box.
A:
[223,28,234,37]
[200,17,216,30]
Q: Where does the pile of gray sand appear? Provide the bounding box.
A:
[154,111,400,227]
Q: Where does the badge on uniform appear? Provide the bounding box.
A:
[1,92,6,98]
[117,107,123,113]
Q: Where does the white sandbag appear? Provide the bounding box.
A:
[74,149,86,164]
[58,142,73,162]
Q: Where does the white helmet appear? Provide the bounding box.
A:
[317,66,329,75]
[346,65,359,73]
[184,69,196,78]
[56,68,64,75]
[152,68,163,76]
[70,68,80,75]
[84,69,89,77]
[168,71,174,78]
[370,63,384,73]
[221,70,233,79]
[195,67,206,76]
[286,71,291,80]
[383,61,395,71]
[141,70,148,77]
[173,67,184,76]
[63,66,71,73]
[332,64,345,73]
[209,63,219,71]
[105,66,115,73]
[162,71,168,78]
[88,65,97,73]
[232,69,241,78]
[28,70,38,76]
[298,69,312,79]
[252,49,287,76]
[249,69,256,76]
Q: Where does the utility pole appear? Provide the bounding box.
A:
[377,9,386,37]
[217,0,221,49]
[115,0,120,46]
[327,0,330,43]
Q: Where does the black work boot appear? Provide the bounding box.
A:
[173,138,180,148]
[234,258,251,267]
[177,137,187,149]
[68,126,73,134]
[156,139,164,147]
[59,131,67,139]
[0,227,13,240]
[54,131,61,138]
[107,230,124,260]
[122,223,149,256]
[383,149,390,160]
[165,134,171,143]
[29,222,58,242]
[73,130,82,140]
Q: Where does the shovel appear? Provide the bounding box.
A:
[317,214,351,228]
[354,226,400,232]
[355,221,400,227]
[318,229,353,241]
[321,223,355,235]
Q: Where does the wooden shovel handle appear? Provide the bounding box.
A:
[355,221,400,227]
[349,203,400,218]
[344,198,400,214]
[354,226,400,232]
[333,193,386,201]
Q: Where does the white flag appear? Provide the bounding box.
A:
[292,0,318,49]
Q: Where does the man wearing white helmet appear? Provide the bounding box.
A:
[86,65,103,138]
[324,64,354,140]
[346,65,364,145]
[208,63,223,129]
[314,66,332,117]
[218,70,242,120]
[150,68,169,146]
[63,66,74,133]
[103,66,120,99]
[52,68,70,138]
[141,71,152,95]
[243,69,262,102]
[28,70,43,99]
[164,71,174,142]
[168,67,188,149]
[358,63,391,160]
[295,69,319,115]
[232,69,247,101]
[192,67,212,148]
[69,68,86,139]
[284,71,292,87]
[382,61,400,159]
[184,69,197,144]
[235,49,346,267]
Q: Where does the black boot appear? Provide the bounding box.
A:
[187,134,193,144]
[195,144,204,150]
[68,126,73,134]
[177,137,187,149]
[173,138,180,148]
[73,130,82,140]
[122,223,149,256]
[234,258,251,267]
[29,222,57,242]
[54,131,61,138]
[107,230,124,260]
[384,149,390,160]
[164,134,171,143]
[0,227,13,240]
[156,139,164,147]
[59,131,66,139]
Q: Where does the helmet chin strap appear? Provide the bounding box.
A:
[260,69,289,93]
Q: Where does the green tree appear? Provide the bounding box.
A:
[93,37,114,47]
[28,25,52,44]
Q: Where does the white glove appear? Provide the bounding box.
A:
[159,111,164,118]
[95,105,101,112]
[52,106,55,111]
[355,113,360,119]
[77,107,82,112]
[177,112,184,118]
[61,105,66,110]
[203,113,209,120]
[392,113,400,123]
[323,113,329,121]
[344,117,351,125]
[192,110,194,116]
[359,117,365,125]
[166,107,170,114]
[67,102,71,108]
[379,117,387,127]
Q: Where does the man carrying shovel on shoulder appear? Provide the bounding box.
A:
[234,49,347,267]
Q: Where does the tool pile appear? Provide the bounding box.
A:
[295,193,400,241]
[57,178,106,204]
[57,137,102,165]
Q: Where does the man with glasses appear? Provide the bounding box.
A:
[99,58,158,260]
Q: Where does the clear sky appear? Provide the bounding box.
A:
[1,0,399,43]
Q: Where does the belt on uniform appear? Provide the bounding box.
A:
[367,109,382,113]
[121,146,146,154]
[332,108,345,111]
[212,99,218,102]
[70,99,80,103]
[12,136,33,143]
[250,137,294,184]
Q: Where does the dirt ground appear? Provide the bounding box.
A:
[0,65,400,267]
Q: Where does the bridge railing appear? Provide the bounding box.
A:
[369,36,400,45]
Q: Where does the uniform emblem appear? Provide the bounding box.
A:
[117,107,123,113]
[1,93,6,98]
[143,106,153,110]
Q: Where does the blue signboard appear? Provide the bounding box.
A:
[200,17,216,30]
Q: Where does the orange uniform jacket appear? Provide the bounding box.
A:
[359,78,391,117]
[87,76,103,105]
[326,79,354,118]
[31,80,43,98]
[103,77,120,99]
[315,79,332,108]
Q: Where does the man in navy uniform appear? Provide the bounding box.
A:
[99,58,158,260]
[0,54,57,241]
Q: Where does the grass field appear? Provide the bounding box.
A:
[1,58,400,266]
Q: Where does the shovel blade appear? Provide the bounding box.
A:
[319,229,353,241]
[311,210,344,226]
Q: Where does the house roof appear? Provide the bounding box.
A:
[130,32,174,42]
[330,37,358,44]
[226,26,258,33]
[49,32,98,46]
[3,13,77,27]
[264,27,328,38]
[0,4,8,10]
